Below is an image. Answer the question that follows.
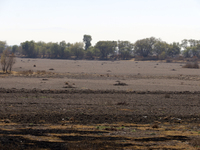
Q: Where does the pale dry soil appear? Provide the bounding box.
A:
[0,58,200,149]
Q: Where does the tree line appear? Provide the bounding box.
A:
[1,35,200,60]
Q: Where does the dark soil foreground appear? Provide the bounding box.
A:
[0,89,200,149]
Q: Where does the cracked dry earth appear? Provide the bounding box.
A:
[0,91,200,150]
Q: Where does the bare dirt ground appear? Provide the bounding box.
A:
[0,58,200,149]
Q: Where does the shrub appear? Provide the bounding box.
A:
[182,61,199,69]
[166,59,172,63]
[1,50,16,73]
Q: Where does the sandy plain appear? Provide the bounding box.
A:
[0,58,200,149]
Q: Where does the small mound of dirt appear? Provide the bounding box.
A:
[114,81,128,86]
[63,85,75,88]
[116,101,128,105]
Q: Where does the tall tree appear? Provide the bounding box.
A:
[50,43,59,58]
[153,40,169,57]
[21,41,38,58]
[70,42,84,59]
[12,45,18,54]
[134,37,157,57]
[83,35,92,50]
[59,41,67,58]
[118,41,133,60]
[166,42,181,57]
[95,41,117,59]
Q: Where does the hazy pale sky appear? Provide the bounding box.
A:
[0,0,200,45]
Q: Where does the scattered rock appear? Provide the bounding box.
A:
[42,79,48,81]
[4,119,11,123]
[165,94,170,98]
[105,127,118,131]
[163,116,170,120]
[113,81,128,86]
[33,65,36,67]
[152,124,159,128]
[49,68,54,70]
[116,101,128,105]
[69,117,75,122]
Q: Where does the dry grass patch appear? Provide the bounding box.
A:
[182,61,199,69]
[189,137,200,147]
[18,70,34,75]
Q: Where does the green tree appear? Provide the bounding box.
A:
[21,41,38,58]
[181,39,200,58]
[95,41,117,59]
[153,41,168,57]
[118,41,133,60]
[63,42,72,59]
[70,42,85,59]
[64,48,72,59]
[50,43,59,58]
[134,37,157,57]
[59,41,67,58]
[36,41,47,58]
[166,42,180,57]
[83,35,92,50]
[12,45,18,54]
[85,46,99,59]
[0,41,6,53]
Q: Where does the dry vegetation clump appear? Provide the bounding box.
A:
[1,50,16,73]
[63,85,75,88]
[63,81,76,88]
[182,61,199,69]
[189,137,200,147]
[18,70,34,75]
[165,94,170,98]
[113,81,128,86]
[36,70,46,75]
[166,59,172,63]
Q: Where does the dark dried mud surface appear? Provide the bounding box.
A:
[0,90,200,149]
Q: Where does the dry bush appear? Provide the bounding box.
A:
[182,61,199,69]
[36,70,46,75]
[1,50,16,73]
[113,81,128,86]
[190,137,200,147]
[166,59,172,63]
